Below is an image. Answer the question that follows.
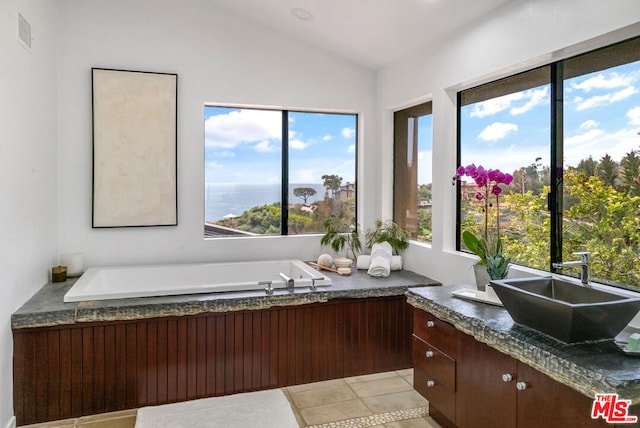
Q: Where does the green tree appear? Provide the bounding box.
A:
[563,168,640,287]
[620,150,640,196]
[576,156,597,177]
[596,154,619,188]
[293,187,317,204]
[321,174,342,199]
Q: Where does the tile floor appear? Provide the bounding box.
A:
[21,369,441,428]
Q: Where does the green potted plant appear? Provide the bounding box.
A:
[320,215,362,260]
[365,220,410,255]
[453,164,513,289]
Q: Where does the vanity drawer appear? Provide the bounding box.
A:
[413,309,457,357]
[414,365,455,423]
[412,335,455,391]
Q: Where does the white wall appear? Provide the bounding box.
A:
[55,0,377,269]
[376,0,640,284]
[0,0,58,426]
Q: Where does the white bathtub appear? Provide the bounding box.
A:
[63,259,331,302]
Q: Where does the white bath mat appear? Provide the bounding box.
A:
[135,389,299,428]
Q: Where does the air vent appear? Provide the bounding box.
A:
[18,13,31,51]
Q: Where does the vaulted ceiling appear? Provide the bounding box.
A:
[209,0,515,70]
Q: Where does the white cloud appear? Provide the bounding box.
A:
[627,106,640,126]
[478,122,518,142]
[580,120,599,130]
[213,150,236,158]
[571,73,634,92]
[289,139,309,150]
[341,127,356,138]
[564,127,640,167]
[292,169,316,183]
[205,109,281,148]
[206,161,222,169]
[322,135,334,141]
[470,87,548,118]
[254,140,278,152]
[576,86,637,111]
[470,93,522,118]
[565,129,605,146]
[347,144,355,153]
[510,87,549,115]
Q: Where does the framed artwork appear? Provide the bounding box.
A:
[92,68,177,227]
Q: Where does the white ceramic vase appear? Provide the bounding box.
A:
[473,264,491,291]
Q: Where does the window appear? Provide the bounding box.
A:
[394,102,433,242]
[204,106,357,237]
[458,37,640,292]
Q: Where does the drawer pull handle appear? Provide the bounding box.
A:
[502,373,513,382]
[426,380,436,388]
[425,351,434,358]
[426,321,435,328]
[516,382,528,391]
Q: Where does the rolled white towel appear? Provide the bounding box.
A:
[367,241,393,277]
[357,255,402,271]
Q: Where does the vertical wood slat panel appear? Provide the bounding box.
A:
[146,321,157,406]
[186,318,197,400]
[81,328,94,417]
[35,331,49,423]
[71,328,84,417]
[22,331,36,425]
[104,326,116,412]
[196,317,207,398]
[157,319,168,405]
[176,318,187,401]
[166,319,178,403]
[136,322,147,406]
[114,324,127,411]
[125,323,137,409]
[13,332,25,424]
[93,326,105,415]
[243,313,253,391]
[59,329,72,417]
[215,316,225,396]
[206,316,216,396]
[47,330,60,421]
[13,296,412,425]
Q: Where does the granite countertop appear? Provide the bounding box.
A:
[12,267,440,329]
[406,284,640,404]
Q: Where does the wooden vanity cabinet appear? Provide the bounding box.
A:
[412,309,457,427]
[412,308,614,428]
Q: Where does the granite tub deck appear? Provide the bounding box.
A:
[12,266,440,329]
[407,284,640,405]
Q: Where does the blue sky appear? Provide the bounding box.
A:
[460,61,640,177]
[204,107,356,185]
[204,61,639,188]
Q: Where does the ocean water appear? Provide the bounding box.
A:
[205,183,327,222]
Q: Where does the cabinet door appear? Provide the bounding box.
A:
[456,332,517,428]
[516,362,609,428]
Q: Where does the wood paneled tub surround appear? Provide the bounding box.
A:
[12,268,439,425]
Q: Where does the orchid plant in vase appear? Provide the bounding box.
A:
[453,164,514,282]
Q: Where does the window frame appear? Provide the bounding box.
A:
[393,101,433,241]
[204,105,359,237]
[456,36,640,291]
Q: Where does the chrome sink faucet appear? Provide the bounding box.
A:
[552,251,591,286]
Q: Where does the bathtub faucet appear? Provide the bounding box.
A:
[279,272,295,293]
[259,280,273,296]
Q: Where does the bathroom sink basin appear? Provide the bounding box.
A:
[489,277,640,343]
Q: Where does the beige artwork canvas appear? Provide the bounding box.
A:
[92,68,177,227]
